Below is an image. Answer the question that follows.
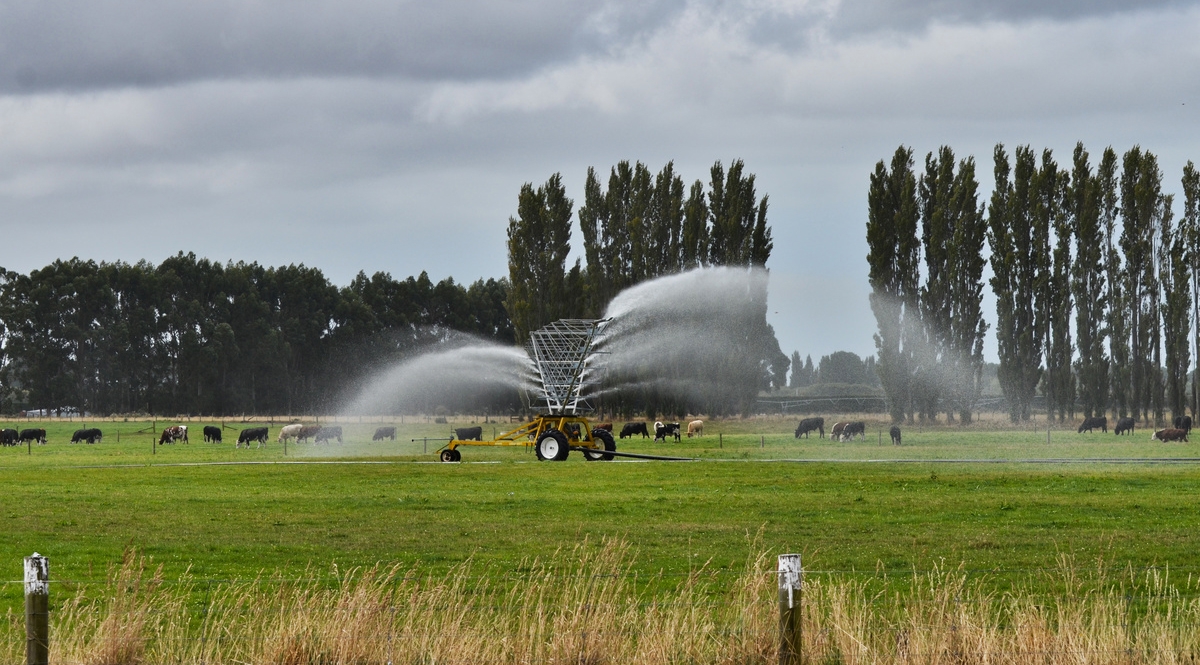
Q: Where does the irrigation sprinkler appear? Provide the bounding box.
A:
[438,318,617,463]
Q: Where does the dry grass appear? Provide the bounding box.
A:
[5,546,1200,664]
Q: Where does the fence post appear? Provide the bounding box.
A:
[719,433,723,448]
[25,553,49,665]
[778,553,801,665]
[760,435,765,449]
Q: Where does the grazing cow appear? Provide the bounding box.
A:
[1078,416,1107,434]
[297,424,322,443]
[372,426,396,441]
[595,423,613,432]
[19,428,46,445]
[455,426,484,441]
[72,428,103,444]
[0,428,17,446]
[686,420,704,438]
[1115,417,1136,436]
[158,425,187,445]
[794,417,825,439]
[203,425,222,443]
[278,424,303,444]
[1152,428,1189,442]
[654,421,681,442]
[620,422,649,439]
[890,426,902,445]
[238,427,269,449]
[842,421,866,441]
[315,426,343,444]
[1174,415,1193,434]
[829,422,847,441]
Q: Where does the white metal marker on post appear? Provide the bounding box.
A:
[25,553,49,665]
[777,553,801,665]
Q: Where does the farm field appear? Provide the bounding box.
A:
[1,415,1199,609]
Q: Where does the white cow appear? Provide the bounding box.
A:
[686,420,704,438]
[278,423,303,443]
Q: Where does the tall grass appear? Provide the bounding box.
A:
[5,545,1200,664]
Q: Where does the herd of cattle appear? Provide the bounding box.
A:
[0,423,403,448]
[1076,415,1193,442]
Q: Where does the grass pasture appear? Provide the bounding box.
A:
[3,415,1200,661]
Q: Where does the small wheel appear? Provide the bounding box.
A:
[440,449,457,463]
[584,429,616,461]
[452,449,462,462]
[536,430,569,461]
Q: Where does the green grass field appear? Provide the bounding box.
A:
[1,415,1198,608]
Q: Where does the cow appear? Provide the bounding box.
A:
[158,425,187,445]
[238,427,269,448]
[455,426,483,441]
[794,417,824,439]
[1115,417,1136,436]
[372,426,396,441]
[72,428,103,444]
[0,428,17,446]
[595,423,613,432]
[278,424,303,444]
[654,421,681,442]
[203,425,222,443]
[19,428,46,445]
[1174,415,1193,434]
[620,422,649,439]
[890,426,902,445]
[843,421,866,441]
[297,424,322,443]
[1152,428,1189,442]
[686,420,704,438]
[315,426,343,444]
[829,422,847,441]
[1078,416,1108,434]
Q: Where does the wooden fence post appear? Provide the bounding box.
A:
[778,553,801,665]
[25,553,49,665]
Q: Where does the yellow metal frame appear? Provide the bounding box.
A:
[445,415,604,452]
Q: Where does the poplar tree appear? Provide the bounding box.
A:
[1037,150,1075,421]
[505,174,576,343]
[1159,194,1190,421]
[1120,147,1165,424]
[1070,143,1109,419]
[1183,161,1200,417]
[989,145,1043,421]
[867,146,921,423]
[1100,148,1130,419]
[708,160,772,266]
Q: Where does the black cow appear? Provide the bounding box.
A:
[653,421,681,442]
[72,428,103,444]
[842,421,866,441]
[794,417,825,439]
[620,422,649,439]
[373,426,396,441]
[1115,417,1136,436]
[203,425,222,443]
[1078,416,1107,433]
[237,427,269,448]
[1174,415,1193,434]
[0,428,17,446]
[19,428,46,445]
[455,426,483,441]
[315,426,343,443]
[890,426,901,445]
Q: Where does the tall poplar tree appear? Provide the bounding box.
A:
[1070,143,1109,419]
[1100,148,1130,419]
[867,146,921,423]
[1120,147,1165,424]
[1037,150,1075,421]
[505,174,576,343]
[1159,194,1190,421]
[1183,161,1200,418]
[708,160,772,266]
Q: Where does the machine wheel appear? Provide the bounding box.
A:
[536,430,570,461]
[440,449,459,463]
[584,429,617,461]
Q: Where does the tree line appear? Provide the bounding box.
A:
[505,159,786,417]
[0,254,511,416]
[868,142,1200,425]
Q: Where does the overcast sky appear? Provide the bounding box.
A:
[1,0,1198,362]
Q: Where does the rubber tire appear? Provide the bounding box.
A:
[440,449,457,463]
[536,430,570,461]
[584,429,616,461]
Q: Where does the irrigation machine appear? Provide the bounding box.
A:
[439,318,616,462]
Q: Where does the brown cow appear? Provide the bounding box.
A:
[297,424,322,443]
[1152,428,1189,442]
[830,422,847,441]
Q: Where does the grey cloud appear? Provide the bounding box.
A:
[0,0,687,92]
[826,0,1196,35]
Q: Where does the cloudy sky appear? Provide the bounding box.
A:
[1,0,1198,361]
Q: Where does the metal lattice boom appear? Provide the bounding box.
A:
[527,319,608,415]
